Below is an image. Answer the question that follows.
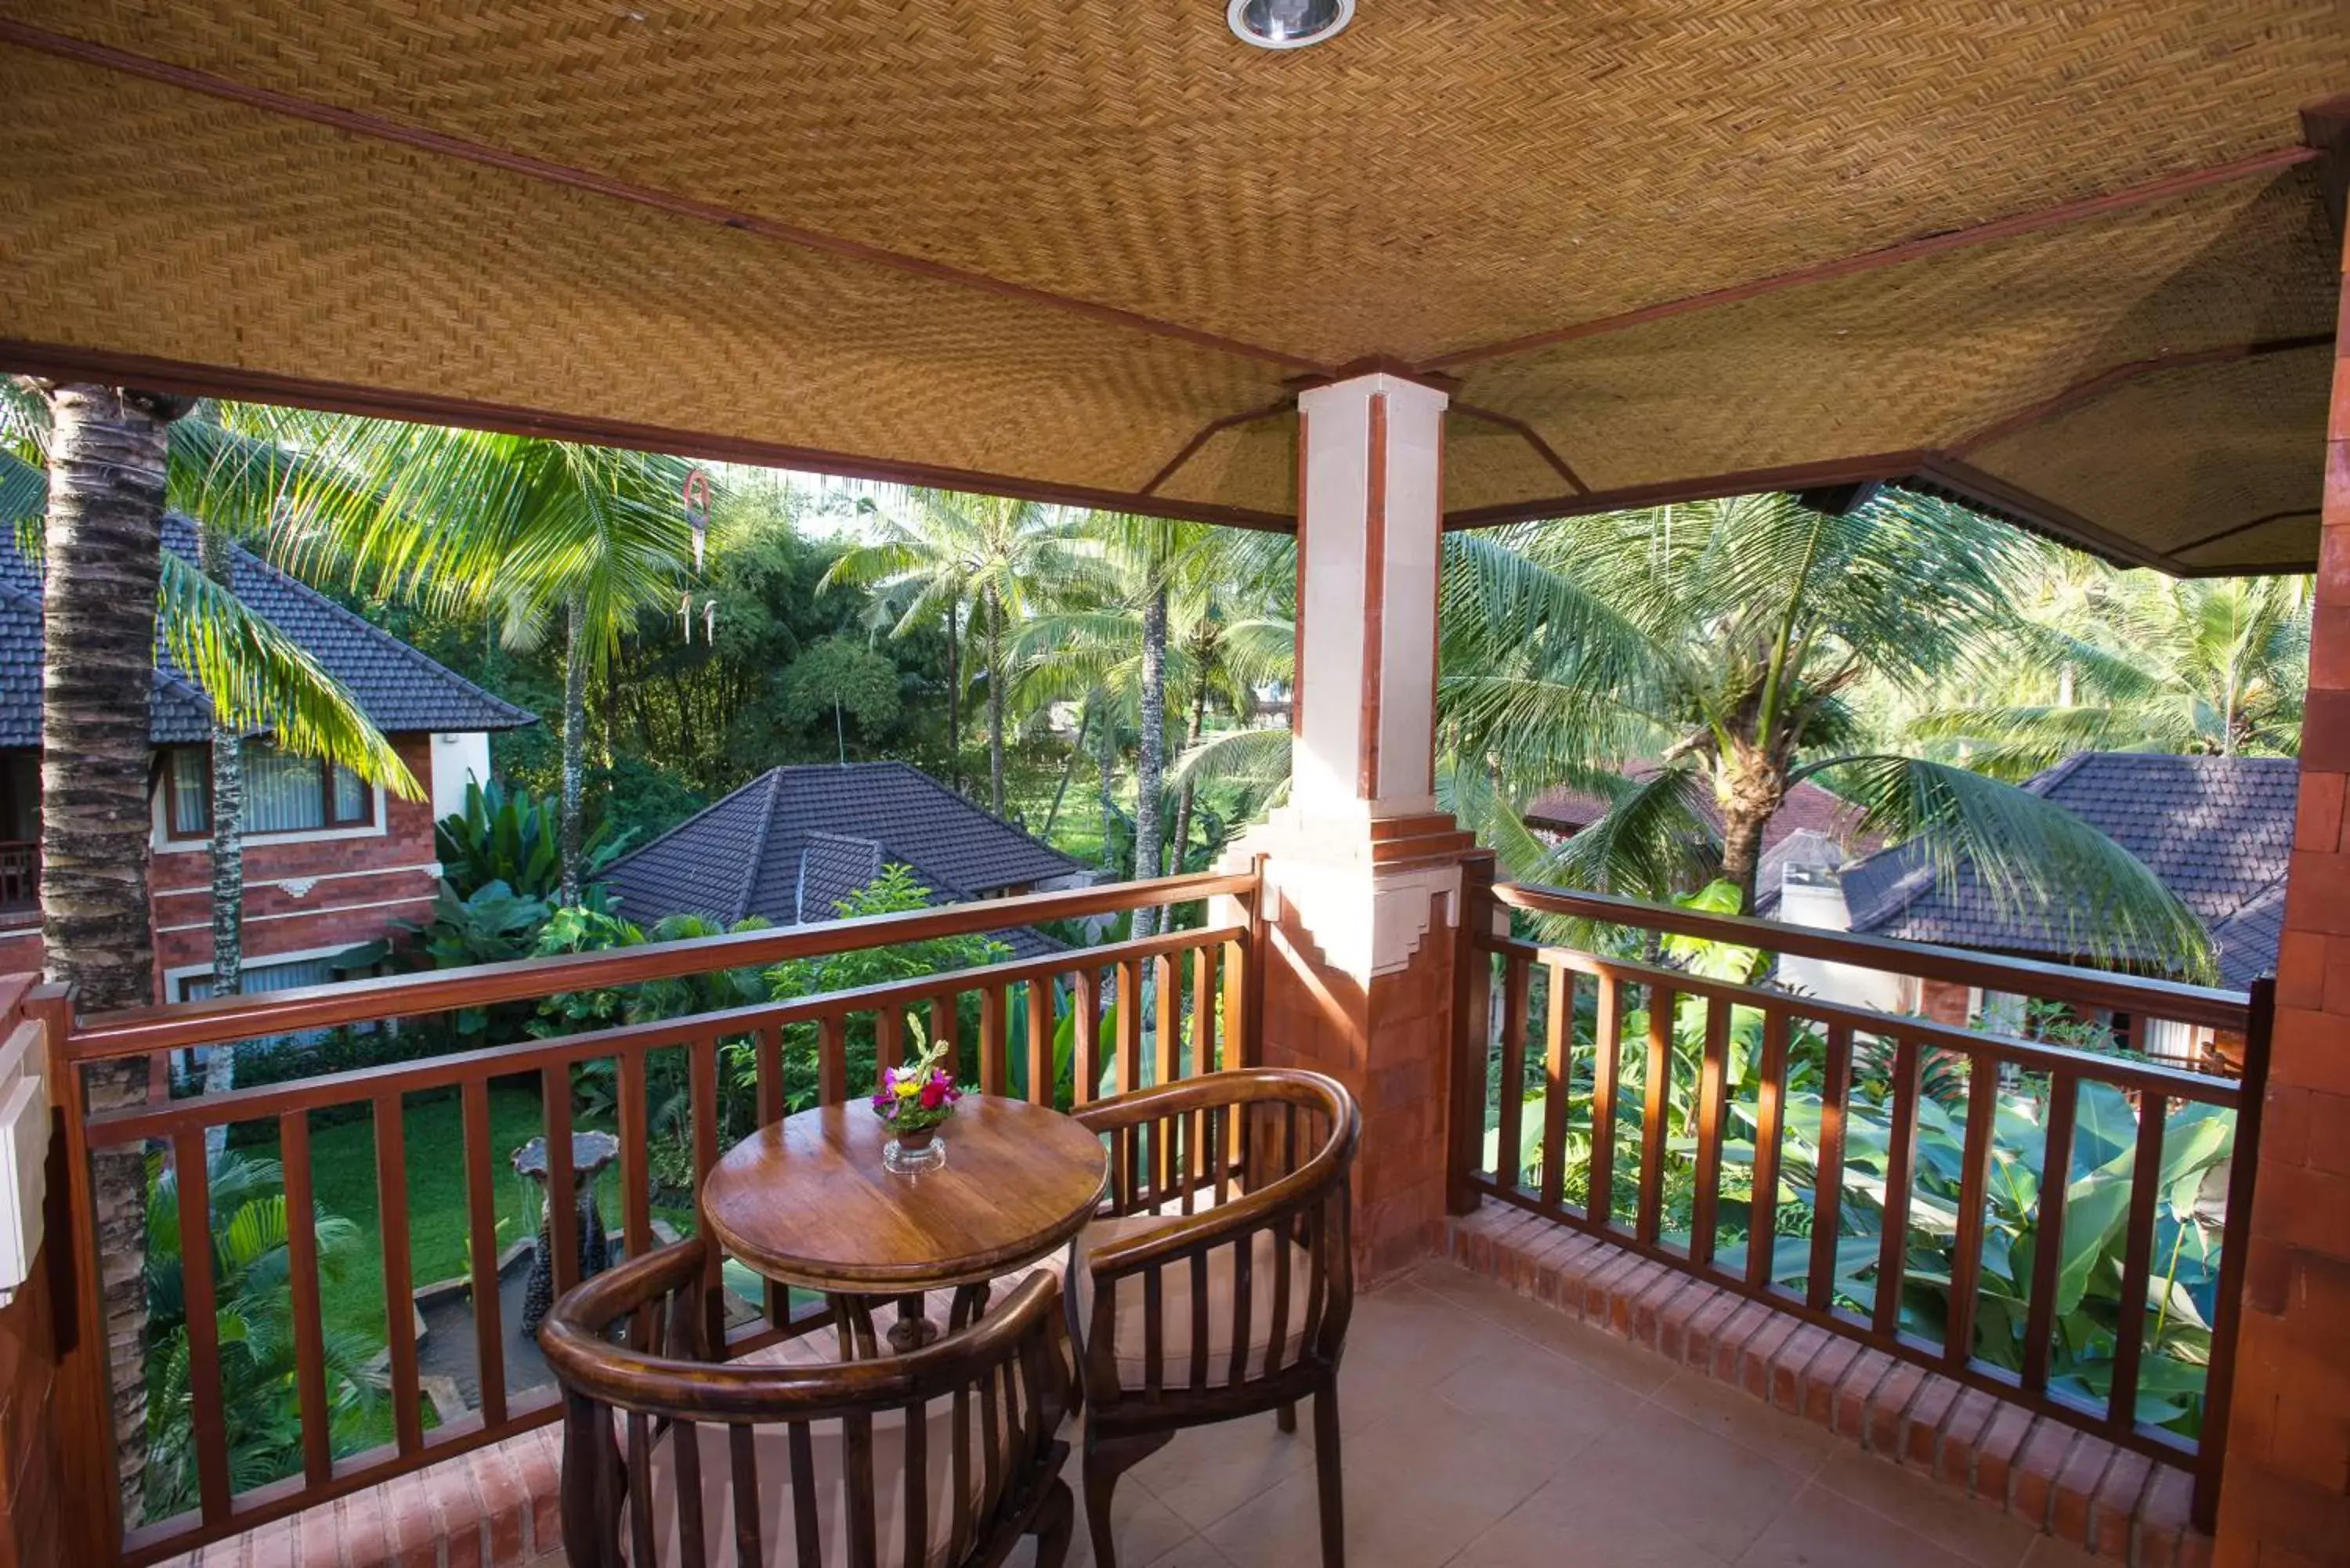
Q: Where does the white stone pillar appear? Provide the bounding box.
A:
[1225,368,1484,1282]
[1291,372,1448,819]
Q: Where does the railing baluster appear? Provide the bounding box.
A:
[819,1012,849,1105]
[1495,955,1530,1190]
[1636,985,1673,1246]
[1588,972,1621,1232]
[1024,977,1053,1105]
[172,1128,234,1521]
[2021,1072,2078,1397]
[2108,1093,2168,1431]
[280,1107,334,1482]
[1538,962,1571,1211]
[1945,1049,1998,1367]
[875,1003,902,1088]
[374,1092,423,1454]
[459,1080,507,1429]
[967,988,1000,1097]
[1191,945,1213,1079]
[1807,1022,1853,1312]
[1153,952,1179,1089]
[930,992,957,1062]
[619,1048,653,1259]
[1871,1036,1922,1341]
[1746,1009,1788,1292]
[543,1064,578,1295]
[1223,934,1252,1069]
[755,1020,785,1123]
[1074,966,1102,1104]
[1690,995,1730,1268]
[1115,959,1143,1097]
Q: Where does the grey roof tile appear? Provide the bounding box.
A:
[1838,753,2296,981]
[0,515,537,746]
[602,761,1090,948]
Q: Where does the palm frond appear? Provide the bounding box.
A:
[158,552,419,793]
[1806,753,2214,979]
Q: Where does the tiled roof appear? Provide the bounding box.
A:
[0,515,536,746]
[1838,753,2298,981]
[602,761,1090,956]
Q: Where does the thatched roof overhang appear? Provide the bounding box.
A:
[1,4,2342,573]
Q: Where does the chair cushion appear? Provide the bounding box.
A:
[623,1395,989,1567]
[1076,1215,1317,1390]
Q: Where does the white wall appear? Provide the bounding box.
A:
[429,731,492,822]
[1775,878,1911,1014]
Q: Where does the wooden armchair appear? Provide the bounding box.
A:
[1069,1068,1361,1568]
[540,1236,1076,1568]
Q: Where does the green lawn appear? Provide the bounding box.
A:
[234,1080,640,1346]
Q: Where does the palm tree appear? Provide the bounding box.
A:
[1907,567,2309,776]
[262,419,693,901]
[2,382,418,1517]
[822,492,1090,818]
[1441,491,2211,974]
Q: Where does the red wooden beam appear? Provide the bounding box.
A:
[1448,403,1589,494]
[1947,336,2334,456]
[0,338,1301,533]
[1138,400,1292,496]
[1417,145,2323,371]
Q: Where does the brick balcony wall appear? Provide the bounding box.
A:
[1448,1205,2211,1568]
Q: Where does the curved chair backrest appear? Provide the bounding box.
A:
[1071,1068,1361,1414]
[542,1237,1072,1568]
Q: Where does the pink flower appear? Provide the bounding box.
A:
[870,1092,893,1114]
[919,1078,950,1111]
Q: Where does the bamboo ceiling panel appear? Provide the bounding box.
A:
[1969,349,2335,572]
[0,52,1296,522]
[0,2,2344,572]
[2,0,2337,364]
[1445,167,2340,507]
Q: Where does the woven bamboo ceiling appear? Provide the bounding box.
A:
[2,3,2344,573]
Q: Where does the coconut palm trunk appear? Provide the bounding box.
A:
[1132,587,1169,940]
[558,587,588,905]
[985,587,1007,818]
[35,381,193,1519]
[1096,695,1120,873]
[945,600,962,795]
[199,519,244,1153]
[1167,673,1209,883]
[1715,752,1789,914]
[1041,702,1089,840]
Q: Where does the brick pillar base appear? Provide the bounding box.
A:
[1230,811,1474,1283]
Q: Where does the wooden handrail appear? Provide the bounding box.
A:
[1483,932,2242,1105]
[1492,880,2251,1031]
[69,869,1255,1057]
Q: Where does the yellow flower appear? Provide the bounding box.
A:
[895,1075,921,1100]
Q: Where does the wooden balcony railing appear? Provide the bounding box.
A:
[1448,873,2269,1534]
[47,867,1265,1567]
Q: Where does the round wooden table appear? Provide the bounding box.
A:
[702,1095,1107,1353]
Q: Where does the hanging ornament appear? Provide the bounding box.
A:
[682,468,712,575]
[703,598,719,645]
[679,591,695,643]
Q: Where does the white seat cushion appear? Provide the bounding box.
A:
[1075,1215,1316,1390]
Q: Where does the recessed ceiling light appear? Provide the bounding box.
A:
[1228,0,1354,50]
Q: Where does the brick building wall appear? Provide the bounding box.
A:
[2211,209,2350,1564]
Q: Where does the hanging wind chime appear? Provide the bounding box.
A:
[681,468,718,643]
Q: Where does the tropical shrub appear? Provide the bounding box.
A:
[142,1151,385,1521]
[1488,888,2235,1437]
[436,779,623,903]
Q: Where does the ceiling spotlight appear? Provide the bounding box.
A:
[1228,0,1354,50]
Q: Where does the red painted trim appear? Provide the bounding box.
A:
[1449,402,1589,493]
[0,20,1328,378]
[1359,392,1388,800]
[1429,414,1446,785]
[1292,410,1310,740]
[0,338,1300,534]
[1947,336,2333,456]
[1138,399,1293,496]
[2167,507,2324,558]
[1441,451,1936,530]
[1417,145,2323,370]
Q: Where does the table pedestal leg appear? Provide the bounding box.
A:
[888,1295,937,1353]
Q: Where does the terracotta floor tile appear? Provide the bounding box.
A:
[1448,1473,1734,1567]
[1410,1264,1675,1395]
[1202,1404,1556,1568]
[1647,1368,1840,1477]
[1519,1402,1803,1562]
[2017,1536,2106,1568]
[1810,1448,2039,1568]
[1732,1483,1984,1568]
[1431,1343,1647,1460]
[1127,1414,1316,1533]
